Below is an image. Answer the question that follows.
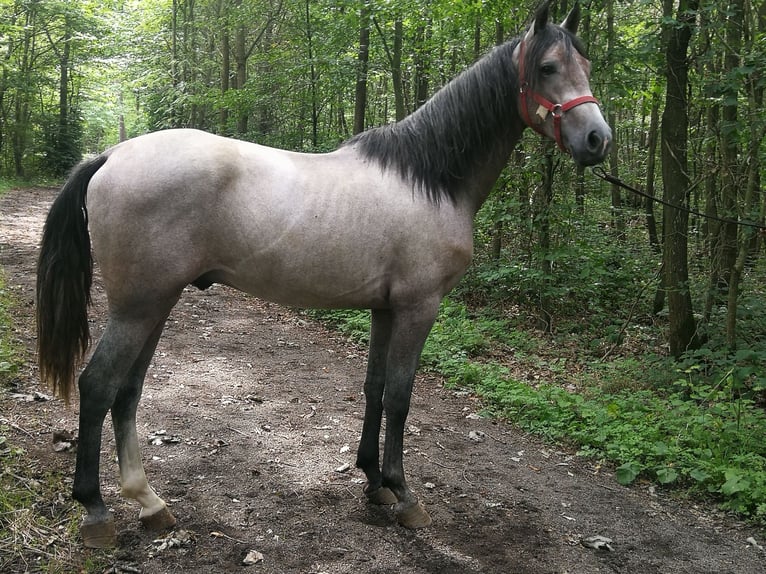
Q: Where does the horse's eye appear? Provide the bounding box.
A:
[540,63,557,76]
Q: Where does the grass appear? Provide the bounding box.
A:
[0,175,58,196]
[0,269,102,572]
[0,270,20,388]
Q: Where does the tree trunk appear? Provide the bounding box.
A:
[12,5,35,177]
[391,20,405,120]
[217,0,231,134]
[727,1,764,349]
[536,143,557,333]
[235,25,248,134]
[220,26,230,133]
[701,95,720,325]
[171,0,179,127]
[353,4,370,135]
[660,0,700,356]
[719,0,744,347]
[644,89,661,253]
[305,0,318,146]
[717,0,743,299]
[490,19,506,262]
[413,20,431,110]
[605,0,623,233]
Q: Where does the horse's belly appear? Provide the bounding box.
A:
[219,263,390,309]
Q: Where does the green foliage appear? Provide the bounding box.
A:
[0,270,20,386]
[0,440,91,572]
[302,308,371,346]
[40,115,85,176]
[0,0,104,177]
[444,355,766,523]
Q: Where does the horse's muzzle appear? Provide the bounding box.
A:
[571,124,612,167]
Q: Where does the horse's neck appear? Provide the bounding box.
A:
[415,41,524,213]
[460,127,525,216]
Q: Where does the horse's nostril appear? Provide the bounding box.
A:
[587,130,603,151]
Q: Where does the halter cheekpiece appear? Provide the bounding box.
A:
[517,39,600,153]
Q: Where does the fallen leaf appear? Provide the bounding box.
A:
[468,430,486,443]
[581,535,614,552]
[52,430,77,452]
[746,536,763,551]
[243,550,264,565]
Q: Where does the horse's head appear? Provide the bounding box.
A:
[515,1,611,166]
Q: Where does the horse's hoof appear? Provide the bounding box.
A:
[81,516,117,548]
[396,500,432,529]
[139,504,177,531]
[363,483,397,505]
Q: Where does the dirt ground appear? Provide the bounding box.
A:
[1,186,764,574]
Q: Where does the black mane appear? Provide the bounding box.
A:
[344,23,585,204]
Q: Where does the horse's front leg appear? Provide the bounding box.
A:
[380,301,440,528]
[357,309,397,505]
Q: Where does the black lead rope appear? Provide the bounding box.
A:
[590,166,766,232]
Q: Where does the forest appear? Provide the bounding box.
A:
[1,0,765,532]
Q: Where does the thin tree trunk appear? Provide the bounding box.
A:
[392,20,405,120]
[490,19,505,262]
[220,26,230,133]
[235,25,248,134]
[719,0,744,347]
[413,20,431,110]
[644,89,661,253]
[727,3,764,349]
[536,144,556,333]
[353,4,370,135]
[605,0,623,233]
[717,0,743,298]
[305,0,318,146]
[660,0,700,356]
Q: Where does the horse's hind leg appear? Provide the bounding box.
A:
[73,312,171,548]
[111,315,176,531]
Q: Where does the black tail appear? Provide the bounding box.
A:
[36,155,108,404]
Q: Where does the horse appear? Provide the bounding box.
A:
[36,1,610,548]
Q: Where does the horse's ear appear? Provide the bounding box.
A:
[561,2,581,34]
[526,0,552,40]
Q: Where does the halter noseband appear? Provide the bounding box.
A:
[517,39,600,153]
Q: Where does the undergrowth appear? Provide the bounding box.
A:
[0,270,19,388]
[0,270,103,572]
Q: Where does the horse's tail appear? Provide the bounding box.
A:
[36,155,108,404]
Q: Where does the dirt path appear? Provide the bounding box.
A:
[1,186,764,573]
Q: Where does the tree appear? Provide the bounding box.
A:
[660,0,700,356]
[353,2,370,135]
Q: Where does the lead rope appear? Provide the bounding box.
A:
[591,166,766,231]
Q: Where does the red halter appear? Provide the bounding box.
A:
[517,40,600,153]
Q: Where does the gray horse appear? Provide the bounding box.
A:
[36,1,610,548]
